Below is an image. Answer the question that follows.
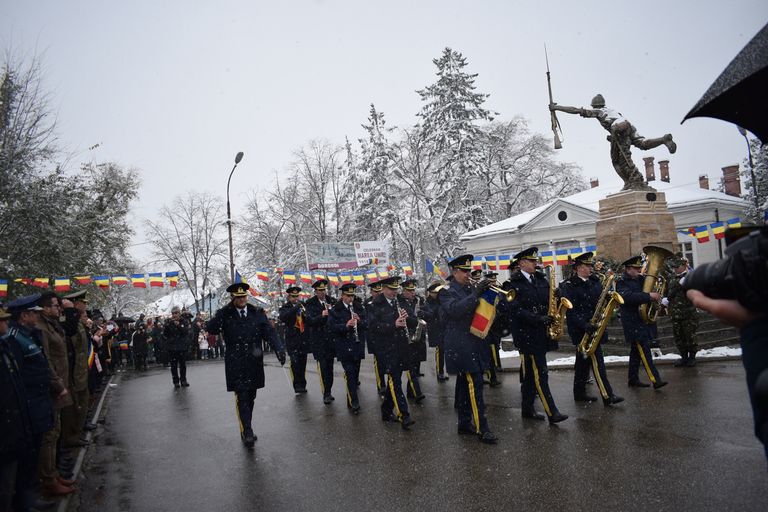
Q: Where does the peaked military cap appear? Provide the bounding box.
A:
[311,279,329,291]
[286,286,302,296]
[7,294,43,312]
[426,281,445,293]
[622,255,644,268]
[377,276,401,289]
[448,254,473,270]
[64,289,89,303]
[367,280,383,292]
[401,279,417,291]
[0,308,11,320]
[227,282,250,296]
[484,271,498,279]
[513,247,539,261]
[572,252,594,266]
[470,269,482,279]
[340,283,357,296]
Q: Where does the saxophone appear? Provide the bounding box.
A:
[578,271,624,357]
[639,245,673,325]
[546,266,573,340]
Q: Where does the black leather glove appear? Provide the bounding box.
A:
[475,279,492,297]
[277,351,286,366]
[585,323,598,335]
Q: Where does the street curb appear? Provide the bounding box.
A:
[58,373,117,512]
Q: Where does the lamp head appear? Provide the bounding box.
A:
[235,151,244,164]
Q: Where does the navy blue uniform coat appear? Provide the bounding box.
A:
[368,294,410,373]
[304,295,337,361]
[507,270,550,353]
[278,301,310,357]
[439,281,489,374]
[561,274,605,346]
[206,303,283,392]
[616,273,652,343]
[329,300,367,362]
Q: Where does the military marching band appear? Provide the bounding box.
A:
[210,246,686,448]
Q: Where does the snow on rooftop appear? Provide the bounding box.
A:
[462,176,745,240]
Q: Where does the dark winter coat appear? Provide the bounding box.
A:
[439,280,489,374]
[278,301,310,357]
[398,295,427,363]
[616,272,653,343]
[132,328,149,357]
[507,270,551,354]
[206,302,283,392]
[1,335,32,454]
[163,318,191,351]
[329,300,367,362]
[37,314,73,409]
[363,297,378,354]
[63,308,90,392]
[561,274,605,346]
[368,294,410,373]
[5,322,54,435]
[304,295,337,361]
[420,295,444,348]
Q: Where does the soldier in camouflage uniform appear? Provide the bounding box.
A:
[664,254,699,367]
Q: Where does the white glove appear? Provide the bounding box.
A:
[661,297,669,307]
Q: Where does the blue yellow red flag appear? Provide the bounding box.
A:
[469,289,500,339]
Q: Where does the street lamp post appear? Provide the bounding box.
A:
[226,151,244,283]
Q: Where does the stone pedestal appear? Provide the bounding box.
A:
[596,189,678,262]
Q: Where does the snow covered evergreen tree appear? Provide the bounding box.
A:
[742,137,767,223]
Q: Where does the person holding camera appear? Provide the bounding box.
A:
[205,282,285,448]
[616,256,667,390]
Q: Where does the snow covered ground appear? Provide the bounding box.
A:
[499,345,742,368]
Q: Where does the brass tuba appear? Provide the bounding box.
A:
[578,271,624,357]
[546,266,572,340]
[639,245,674,325]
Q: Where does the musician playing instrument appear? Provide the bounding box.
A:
[616,256,668,389]
[421,281,448,382]
[398,279,426,403]
[560,253,624,406]
[368,276,415,429]
[364,281,387,396]
[507,247,568,424]
[482,271,504,388]
[329,283,367,414]
[278,286,310,393]
[305,279,338,404]
[439,254,498,444]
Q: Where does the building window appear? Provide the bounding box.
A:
[682,242,694,268]
[557,210,568,221]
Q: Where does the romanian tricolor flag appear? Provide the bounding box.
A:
[87,340,96,369]
[300,271,312,284]
[166,271,179,287]
[368,257,379,265]
[365,269,377,281]
[585,245,597,255]
[33,277,49,288]
[694,225,710,243]
[93,276,110,289]
[54,277,71,292]
[275,267,284,275]
[678,229,695,237]
[339,272,352,283]
[312,271,326,281]
[569,247,584,259]
[402,264,414,276]
[555,249,570,266]
[283,270,297,284]
[498,255,511,270]
[485,256,497,270]
[0,279,7,298]
[14,278,32,286]
[469,289,500,339]
[540,251,554,266]
[387,264,396,271]
[131,274,147,288]
[436,266,447,278]
[256,269,269,282]
[327,272,340,286]
[471,257,484,270]
[425,258,435,275]
[710,221,726,240]
[112,275,128,286]
[235,270,247,284]
[727,217,742,229]
[378,269,390,279]
[352,270,365,285]
[149,273,164,287]
[74,276,92,285]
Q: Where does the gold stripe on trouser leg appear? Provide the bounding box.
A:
[317,361,326,394]
[466,374,481,434]
[388,375,403,420]
[590,354,609,399]
[491,344,499,368]
[344,372,352,406]
[235,395,244,433]
[636,342,657,384]
[530,355,553,417]
[374,356,382,391]
[406,370,417,397]
[435,347,440,375]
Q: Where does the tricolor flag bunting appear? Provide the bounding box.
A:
[469,289,500,339]
[471,257,484,270]
[378,269,390,279]
[694,225,710,243]
[166,271,179,287]
[365,269,377,281]
[425,258,435,275]
[256,269,269,282]
[726,217,742,229]
[74,276,92,285]
[402,264,414,276]
[131,274,147,288]
[0,279,7,298]
[300,271,312,284]
[485,255,497,270]
[235,270,247,284]
[569,247,584,259]
[14,278,32,286]
[498,255,511,270]
[540,251,554,266]
[33,277,49,288]
[555,249,570,266]
[112,275,128,286]
[283,270,297,284]
[94,276,110,289]
[340,272,352,283]
[710,221,726,240]
[352,270,365,285]
[149,273,164,287]
[327,272,340,286]
[585,245,598,254]
[312,271,326,282]
[54,277,71,292]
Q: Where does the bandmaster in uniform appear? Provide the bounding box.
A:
[278,286,310,393]
[206,282,286,448]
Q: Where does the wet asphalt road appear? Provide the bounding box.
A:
[76,353,767,512]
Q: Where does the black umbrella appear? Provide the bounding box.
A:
[115,316,135,323]
[682,22,768,142]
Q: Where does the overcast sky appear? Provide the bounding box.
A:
[3,1,767,264]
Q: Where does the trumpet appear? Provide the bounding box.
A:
[471,276,516,303]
